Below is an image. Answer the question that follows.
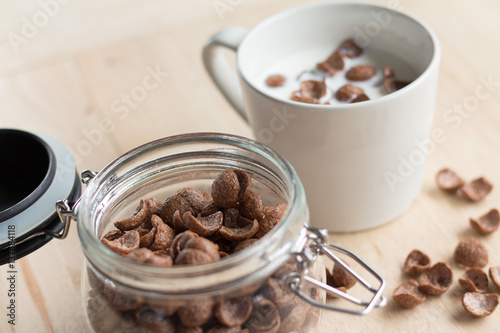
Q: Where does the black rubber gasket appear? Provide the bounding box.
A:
[0,129,56,222]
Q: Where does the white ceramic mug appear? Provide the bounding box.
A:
[203,1,440,232]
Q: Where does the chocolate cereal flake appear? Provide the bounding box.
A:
[214,296,253,327]
[462,292,500,317]
[219,216,259,241]
[331,261,357,289]
[169,230,199,260]
[136,309,176,332]
[392,279,426,309]
[300,80,327,100]
[182,211,223,237]
[325,268,347,299]
[102,285,141,311]
[87,296,120,332]
[317,50,345,74]
[149,215,176,251]
[222,208,240,228]
[239,193,264,221]
[290,91,319,104]
[383,66,394,79]
[178,299,214,327]
[458,177,494,201]
[207,325,242,333]
[459,268,489,293]
[338,38,363,58]
[278,301,310,332]
[101,230,140,255]
[489,266,500,290]
[265,74,286,88]
[139,226,157,248]
[264,277,296,308]
[246,296,280,333]
[177,188,213,215]
[436,168,465,192]
[419,262,453,295]
[175,248,216,265]
[335,84,364,102]
[177,324,203,333]
[403,250,431,276]
[114,200,148,231]
[212,170,240,209]
[453,238,488,268]
[384,78,409,94]
[254,203,286,239]
[346,65,376,81]
[350,93,370,103]
[234,169,252,202]
[129,248,173,266]
[233,238,259,252]
[159,194,194,227]
[316,62,336,75]
[128,247,154,262]
[470,208,500,234]
[383,66,410,93]
[183,237,220,262]
[102,230,123,241]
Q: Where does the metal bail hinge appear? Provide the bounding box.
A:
[287,225,387,315]
[81,169,98,185]
[44,170,97,241]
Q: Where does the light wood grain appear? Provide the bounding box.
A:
[1,0,500,332]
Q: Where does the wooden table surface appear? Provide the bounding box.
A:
[1,0,500,332]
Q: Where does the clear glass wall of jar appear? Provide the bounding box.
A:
[77,133,325,333]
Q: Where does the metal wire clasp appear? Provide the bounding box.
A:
[51,170,97,240]
[286,225,387,315]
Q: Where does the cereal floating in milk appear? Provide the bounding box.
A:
[263,38,414,105]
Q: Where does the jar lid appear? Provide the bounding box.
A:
[0,129,81,264]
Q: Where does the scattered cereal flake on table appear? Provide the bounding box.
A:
[403,249,431,276]
[459,177,493,202]
[489,266,500,290]
[458,268,489,293]
[470,208,500,234]
[435,168,465,192]
[331,260,357,289]
[393,279,426,308]
[325,268,347,299]
[419,262,453,295]
[453,238,488,268]
[462,292,500,317]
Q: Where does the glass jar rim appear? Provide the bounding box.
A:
[76,132,308,295]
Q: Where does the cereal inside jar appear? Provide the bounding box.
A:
[78,134,326,333]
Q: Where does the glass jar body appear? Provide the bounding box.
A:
[77,133,325,332]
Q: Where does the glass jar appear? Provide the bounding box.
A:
[70,133,385,332]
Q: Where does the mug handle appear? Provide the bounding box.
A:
[202,26,249,122]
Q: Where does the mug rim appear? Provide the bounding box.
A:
[235,0,441,112]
